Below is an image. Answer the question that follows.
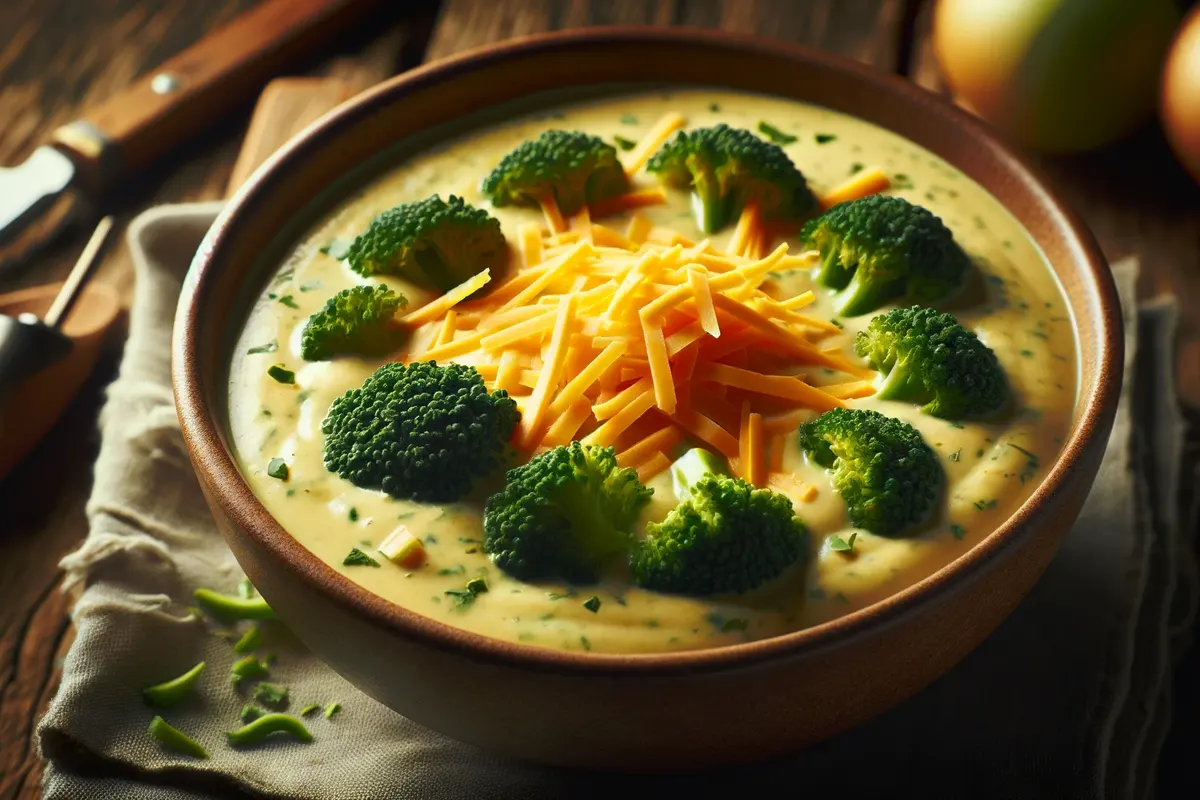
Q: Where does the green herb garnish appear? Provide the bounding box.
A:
[815,133,837,144]
[247,341,278,355]
[583,595,602,613]
[829,532,858,553]
[613,135,636,151]
[757,121,796,144]
[266,458,289,480]
[267,364,295,384]
[343,547,380,567]
[278,295,299,309]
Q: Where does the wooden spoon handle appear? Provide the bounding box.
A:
[48,0,382,197]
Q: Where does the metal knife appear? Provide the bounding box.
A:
[0,0,384,254]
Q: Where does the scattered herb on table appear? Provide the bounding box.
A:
[194,588,276,624]
[226,713,312,746]
[142,662,206,708]
[324,702,342,720]
[240,705,265,723]
[267,364,295,384]
[343,547,380,567]
[251,682,289,709]
[757,121,797,145]
[583,595,602,613]
[233,624,262,655]
[300,704,321,717]
[148,716,209,759]
[230,655,270,686]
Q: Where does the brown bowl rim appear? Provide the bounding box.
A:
[174,26,1120,677]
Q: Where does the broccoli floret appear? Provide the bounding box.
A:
[801,194,970,316]
[631,448,807,596]
[481,130,629,216]
[645,124,818,234]
[855,306,1009,419]
[797,408,943,537]
[322,361,518,502]
[346,195,506,292]
[482,443,652,583]
[300,284,407,361]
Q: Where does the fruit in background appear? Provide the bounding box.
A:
[933,0,1181,153]
[1162,7,1200,184]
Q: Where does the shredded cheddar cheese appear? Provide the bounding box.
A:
[397,188,870,461]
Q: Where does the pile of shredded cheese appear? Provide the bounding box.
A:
[399,113,890,499]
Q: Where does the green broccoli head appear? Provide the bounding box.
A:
[797,408,943,537]
[800,194,970,316]
[300,284,407,361]
[482,442,652,584]
[346,195,507,292]
[855,306,1009,419]
[322,361,519,502]
[631,448,807,596]
[645,124,818,234]
[481,130,629,216]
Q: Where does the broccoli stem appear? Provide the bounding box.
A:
[670,448,728,500]
[142,662,206,708]
[815,247,851,290]
[874,361,924,403]
[835,270,900,317]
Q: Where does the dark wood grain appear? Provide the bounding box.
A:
[0,3,436,798]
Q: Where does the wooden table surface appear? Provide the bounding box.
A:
[0,1,1196,797]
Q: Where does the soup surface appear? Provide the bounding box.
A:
[228,88,1077,654]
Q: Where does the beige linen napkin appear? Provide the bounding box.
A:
[36,203,1195,800]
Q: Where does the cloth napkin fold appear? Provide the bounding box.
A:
[37,203,1195,800]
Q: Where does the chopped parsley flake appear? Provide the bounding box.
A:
[974,499,998,511]
[277,295,299,309]
[830,318,844,329]
[850,162,864,174]
[579,635,592,651]
[348,508,358,522]
[950,524,967,540]
[1008,444,1040,483]
[437,565,465,576]
[247,341,278,355]
[829,532,858,553]
[266,364,295,384]
[619,113,638,125]
[1020,349,1034,358]
[343,547,379,567]
[892,173,914,189]
[613,135,636,151]
[757,121,797,145]
[583,595,602,613]
[266,458,289,481]
[815,133,837,144]
[708,102,720,112]
[949,449,961,462]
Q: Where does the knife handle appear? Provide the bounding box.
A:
[48,0,384,196]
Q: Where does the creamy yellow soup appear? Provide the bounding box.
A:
[227,88,1077,654]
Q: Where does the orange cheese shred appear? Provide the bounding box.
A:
[589,187,668,219]
[402,269,492,326]
[819,167,891,209]
[518,295,578,448]
[634,451,672,482]
[622,112,687,175]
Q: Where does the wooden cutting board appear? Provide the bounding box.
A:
[0,76,355,483]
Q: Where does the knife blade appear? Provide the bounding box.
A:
[0,0,386,256]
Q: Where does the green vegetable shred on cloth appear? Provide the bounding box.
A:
[37,203,1196,800]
